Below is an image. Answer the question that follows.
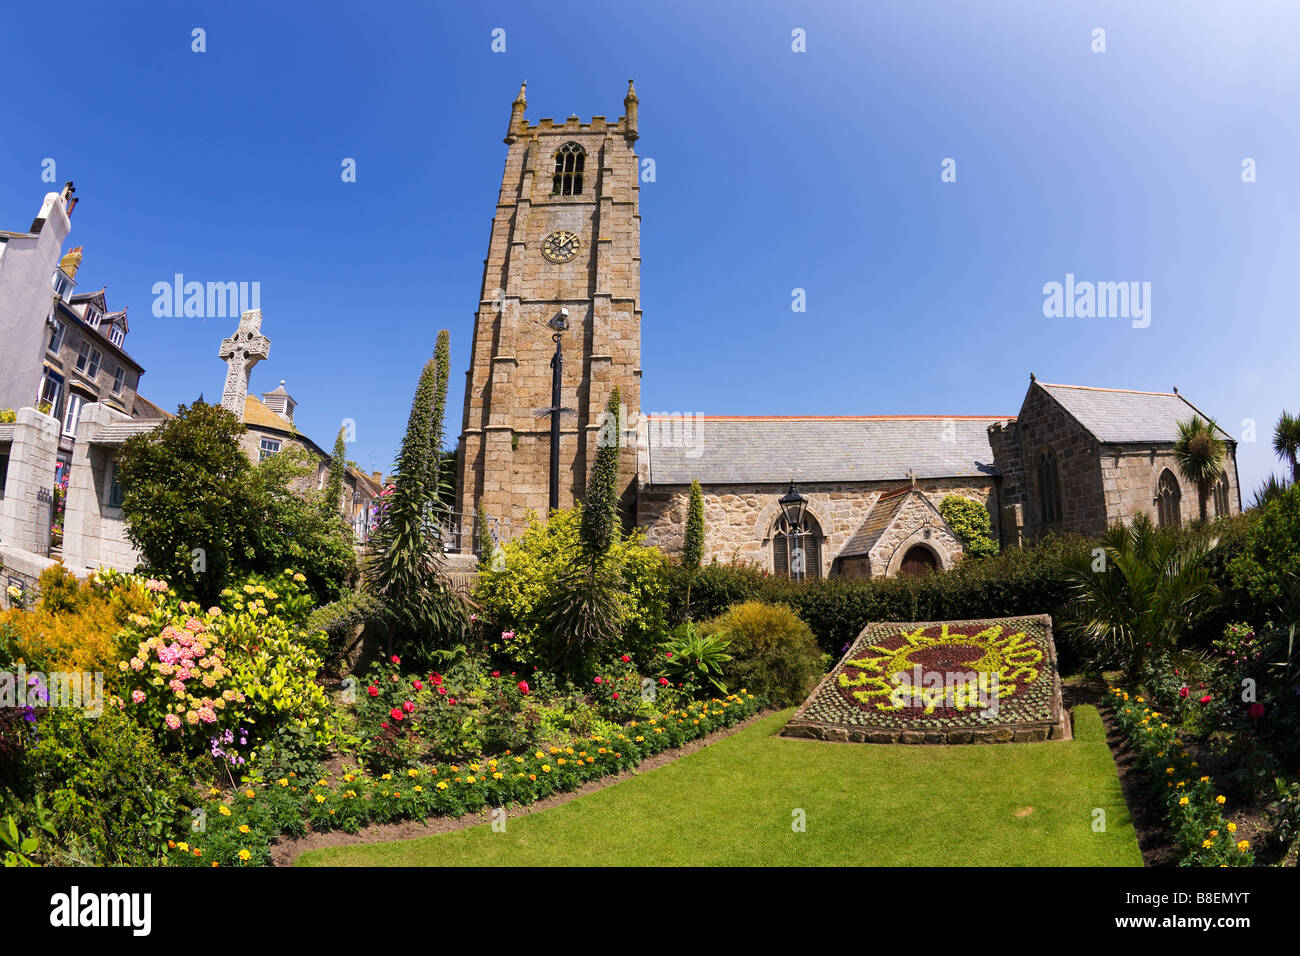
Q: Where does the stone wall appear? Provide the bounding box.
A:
[0,408,60,555]
[867,493,965,577]
[1006,383,1108,539]
[1100,443,1241,527]
[637,477,998,577]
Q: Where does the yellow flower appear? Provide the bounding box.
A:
[238,824,250,834]
[1227,822,1237,833]
[1237,840,1249,851]
[1166,767,1175,775]
[1178,797,1189,806]
[314,794,326,803]
[414,786,423,792]
[436,781,448,790]
[277,778,289,787]
[542,765,551,773]
[239,849,251,861]
[408,769,419,778]
[381,773,392,781]
[493,772,503,780]
[534,751,545,759]
[177,842,189,852]
[1202,838,1214,848]
[244,789,255,799]
[1216,795,1226,805]
[218,805,232,816]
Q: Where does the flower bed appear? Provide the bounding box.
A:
[1108,687,1253,866]
[162,691,762,866]
[784,615,1067,743]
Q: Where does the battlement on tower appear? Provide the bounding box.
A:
[520,116,630,134]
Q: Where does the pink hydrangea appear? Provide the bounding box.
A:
[131,689,146,704]
[197,706,217,724]
[164,713,182,731]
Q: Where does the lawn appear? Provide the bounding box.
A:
[297,705,1141,866]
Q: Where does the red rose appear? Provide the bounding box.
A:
[666,652,673,659]
[1200,694,1213,705]
[402,700,415,714]
[612,692,620,700]
[380,722,389,729]
[659,677,669,686]
[431,674,443,686]
[595,677,603,684]
[437,686,447,696]
[518,681,530,695]
[449,698,457,705]
[1178,686,1189,698]
[367,685,379,697]
[413,680,423,690]
[620,655,630,663]
[390,655,401,665]
[492,671,500,678]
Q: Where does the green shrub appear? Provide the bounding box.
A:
[938,495,998,558]
[1229,483,1300,611]
[700,601,823,707]
[36,563,84,614]
[473,508,668,674]
[21,707,200,865]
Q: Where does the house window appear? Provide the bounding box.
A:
[63,393,84,437]
[48,320,65,354]
[85,306,101,330]
[87,348,101,378]
[1036,448,1063,528]
[259,438,282,462]
[1155,469,1182,529]
[75,341,101,376]
[106,460,125,508]
[552,142,586,196]
[109,325,125,347]
[38,369,64,418]
[772,512,823,581]
[1214,476,1231,518]
[112,367,126,394]
[51,270,74,299]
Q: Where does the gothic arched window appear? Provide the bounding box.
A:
[552,142,586,196]
[1036,448,1063,529]
[773,512,822,582]
[1213,476,1231,518]
[1155,469,1182,529]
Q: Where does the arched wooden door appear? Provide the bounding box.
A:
[900,545,938,578]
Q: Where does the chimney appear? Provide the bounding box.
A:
[371,471,382,485]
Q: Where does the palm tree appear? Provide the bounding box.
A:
[1061,513,1219,680]
[1172,416,1226,522]
[1273,410,1300,484]
[1251,473,1289,509]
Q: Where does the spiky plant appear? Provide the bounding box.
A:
[365,336,467,662]
[1273,410,1300,484]
[323,425,347,520]
[1061,513,1220,680]
[1252,473,1289,510]
[1173,416,1226,523]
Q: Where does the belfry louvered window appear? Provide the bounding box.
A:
[773,513,822,581]
[1155,469,1182,529]
[552,142,586,196]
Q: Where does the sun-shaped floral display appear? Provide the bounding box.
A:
[785,615,1065,743]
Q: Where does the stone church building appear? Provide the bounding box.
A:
[456,84,1242,579]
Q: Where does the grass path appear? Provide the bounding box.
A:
[297,705,1141,867]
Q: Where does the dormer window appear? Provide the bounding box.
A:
[85,305,102,329]
[109,324,124,347]
[52,270,74,299]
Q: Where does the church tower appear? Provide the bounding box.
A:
[457,82,643,543]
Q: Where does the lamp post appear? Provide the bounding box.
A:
[546,311,569,514]
[778,479,808,579]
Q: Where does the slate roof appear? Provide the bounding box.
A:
[643,416,1007,486]
[1037,383,1234,444]
[839,486,911,558]
[88,421,164,445]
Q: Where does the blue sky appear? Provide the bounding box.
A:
[3,0,1296,496]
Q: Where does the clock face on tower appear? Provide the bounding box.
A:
[541,230,581,263]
